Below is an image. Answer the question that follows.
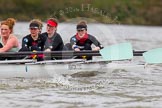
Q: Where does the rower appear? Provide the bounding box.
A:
[0,18,19,60]
[65,20,103,60]
[19,19,46,61]
[42,18,64,60]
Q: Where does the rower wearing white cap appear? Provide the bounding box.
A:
[19,19,46,61]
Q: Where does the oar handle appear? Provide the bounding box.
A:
[133,51,146,56]
[133,51,146,53]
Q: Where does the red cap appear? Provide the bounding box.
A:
[47,20,57,27]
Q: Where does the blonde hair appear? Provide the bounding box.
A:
[30,19,43,29]
[77,20,87,26]
[76,20,87,30]
[1,18,16,33]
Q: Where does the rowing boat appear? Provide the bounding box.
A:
[0,59,144,78]
[0,42,161,79]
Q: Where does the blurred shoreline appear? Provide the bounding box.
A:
[0,0,162,26]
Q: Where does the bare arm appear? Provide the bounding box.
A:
[0,35,19,52]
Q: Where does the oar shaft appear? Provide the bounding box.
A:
[0,51,100,57]
[0,50,146,57]
[0,51,98,55]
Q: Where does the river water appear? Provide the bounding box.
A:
[0,22,162,108]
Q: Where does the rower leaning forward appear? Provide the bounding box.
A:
[19,19,46,61]
[65,20,103,60]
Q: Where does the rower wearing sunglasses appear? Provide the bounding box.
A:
[69,20,103,60]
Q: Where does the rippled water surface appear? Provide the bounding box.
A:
[0,22,162,108]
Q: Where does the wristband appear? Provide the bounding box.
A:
[74,45,78,49]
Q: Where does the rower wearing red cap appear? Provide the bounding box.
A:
[42,18,64,60]
[47,19,58,27]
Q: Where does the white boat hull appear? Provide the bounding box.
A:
[0,59,144,78]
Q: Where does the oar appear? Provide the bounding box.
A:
[143,48,162,64]
[99,42,133,61]
[0,59,36,64]
[0,46,145,58]
[133,51,146,56]
[0,51,101,57]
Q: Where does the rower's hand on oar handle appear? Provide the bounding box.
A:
[72,45,80,51]
[30,50,44,61]
[44,48,51,52]
[31,50,37,59]
[92,47,100,51]
[74,48,80,51]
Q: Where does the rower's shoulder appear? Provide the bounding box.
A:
[88,34,94,37]
[23,34,31,39]
[39,32,48,40]
[87,34,96,39]
[41,32,48,37]
[70,35,76,39]
[53,32,61,37]
[9,34,19,40]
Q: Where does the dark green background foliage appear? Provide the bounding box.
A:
[0,0,162,25]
